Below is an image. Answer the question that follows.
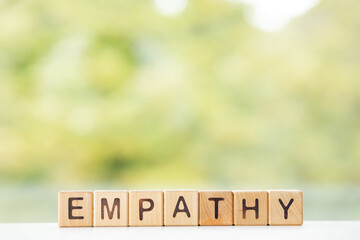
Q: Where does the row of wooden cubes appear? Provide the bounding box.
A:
[58,190,302,227]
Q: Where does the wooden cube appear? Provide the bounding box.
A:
[268,190,303,225]
[94,191,129,227]
[164,190,198,226]
[129,191,163,226]
[199,191,233,226]
[58,191,93,227]
[233,190,268,225]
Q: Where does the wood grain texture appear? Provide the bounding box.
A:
[268,190,303,226]
[233,190,268,225]
[199,191,233,226]
[94,191,128,227]
[164,190,198,226]
[129,191,163,226]
[58,191,93,227]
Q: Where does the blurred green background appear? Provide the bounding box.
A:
[0,0,360,222]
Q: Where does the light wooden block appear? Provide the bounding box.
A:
[164,190,198,226]
[199,191,233,226]
[233,190,268,225]
[94,191,128,227]
[268,190,303,225]
[129,191,163,226]
[58,191,93,227]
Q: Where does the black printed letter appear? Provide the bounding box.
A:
[242,198,259,219]
[101,198,120,220]
[278,198,294,219]
[173,196,191,218]
[68,197,84,219]
[139,199,154,221]
[208,198,224,219]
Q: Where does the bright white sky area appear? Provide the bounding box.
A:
[153,0,320,32]
[153,0,189,16]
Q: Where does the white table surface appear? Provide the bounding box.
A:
[1,221,359,240]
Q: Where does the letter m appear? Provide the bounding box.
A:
[101,198,120,220]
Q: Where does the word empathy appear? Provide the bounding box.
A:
[58,190,303,227]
